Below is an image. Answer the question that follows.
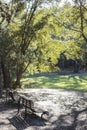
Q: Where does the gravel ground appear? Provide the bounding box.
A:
[0,89,87,130]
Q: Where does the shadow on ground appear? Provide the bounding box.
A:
[8,112,47,130]
[1,89,87,130]
[51,108,87,130]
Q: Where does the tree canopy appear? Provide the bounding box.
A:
[0,0,87,92]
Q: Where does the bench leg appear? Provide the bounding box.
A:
[41,111,49,119]
[17,98,21,114]
[24,107,27,119]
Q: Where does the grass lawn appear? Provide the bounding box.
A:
[21,73,87,91]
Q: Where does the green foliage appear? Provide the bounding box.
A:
[1,0,87,89]
[51,1,87,64]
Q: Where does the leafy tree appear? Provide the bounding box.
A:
[54,0,87,64]
[0,0,62,91]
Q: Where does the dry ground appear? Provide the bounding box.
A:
[0,89,87,130]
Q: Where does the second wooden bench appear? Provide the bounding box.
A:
[17,94,49,119]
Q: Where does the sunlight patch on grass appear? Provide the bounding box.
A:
[21,73,87,90]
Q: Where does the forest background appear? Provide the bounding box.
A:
[0,0,87,96]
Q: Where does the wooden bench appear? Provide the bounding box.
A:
[6,88,19,103]
[17,94,49,119]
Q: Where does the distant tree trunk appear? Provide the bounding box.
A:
[73,60,79,73]
[0,63,3,97]
[1,58,11,89]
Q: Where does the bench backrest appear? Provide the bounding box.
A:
[20,95,34,109]
[6,88,15,102]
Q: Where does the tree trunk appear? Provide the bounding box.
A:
[0,63,3,98]
[13,66,23,89]
[1,58,11,89]
[13,73,22,89]
[73,60,79,73]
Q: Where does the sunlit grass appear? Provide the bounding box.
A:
[21,73,87,91]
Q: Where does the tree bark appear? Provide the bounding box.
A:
[13,65,23,89]
[1,58,11,89]
[0,63,3,97]
[13,73,22,89]
[73,60,80,73]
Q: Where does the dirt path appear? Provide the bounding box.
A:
[0,89,87,130]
